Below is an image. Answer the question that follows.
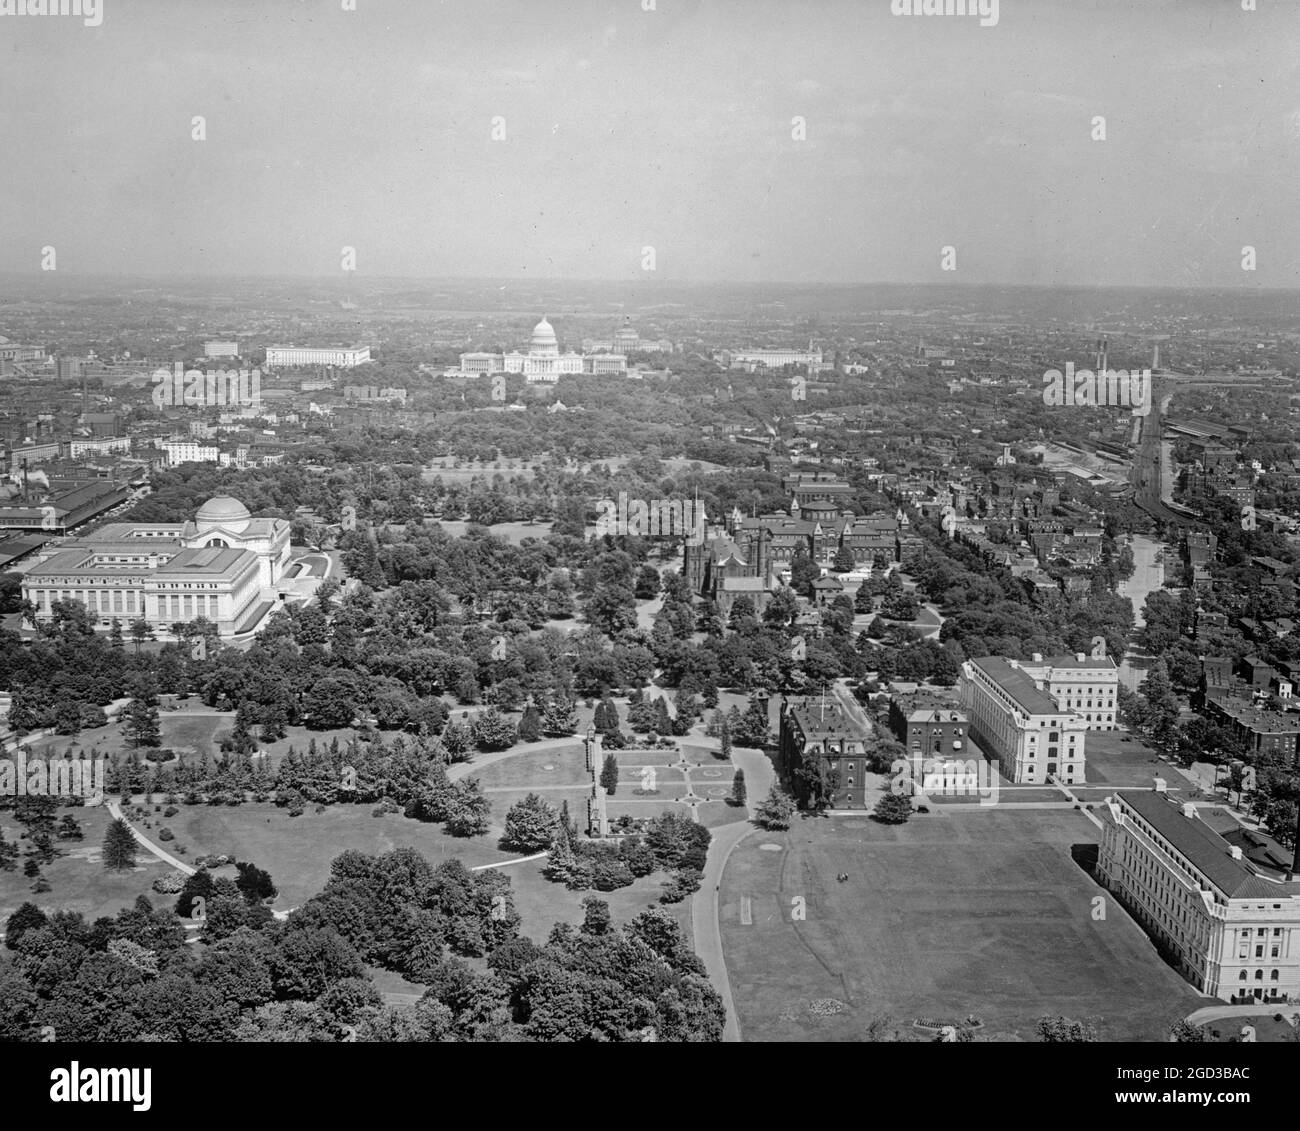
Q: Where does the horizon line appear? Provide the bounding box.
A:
[0,271,1296,295]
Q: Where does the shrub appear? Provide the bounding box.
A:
[565,859,594,891]
[157,828,174,842]
[163,805,178,818]
[151,870,187,894]
[591,858,635,891]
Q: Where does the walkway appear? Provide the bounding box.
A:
[106,800,196,875]
[1182,1003,1300,1027]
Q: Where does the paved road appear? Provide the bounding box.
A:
[689,741,774,1042]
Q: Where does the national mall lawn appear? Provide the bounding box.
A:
[719,806,1206,1042]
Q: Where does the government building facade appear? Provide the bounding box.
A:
[1098,784,1300,1003]
[454,317,627,383]
[21,497,291,637]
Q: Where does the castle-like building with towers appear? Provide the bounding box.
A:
[21,496,292,637]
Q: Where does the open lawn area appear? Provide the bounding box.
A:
[169,802,517,909]
[24,712,361,776]
[719,808,1204,1042]
[470,743,587,789]
[615,749,689,767]
[0,805,167,928]
[501,857,693,946]
[1083,730,1190,790]
[606,800,691,823]
[696,801,749,829]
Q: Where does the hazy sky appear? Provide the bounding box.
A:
[1,0,1297,287]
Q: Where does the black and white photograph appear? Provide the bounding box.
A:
[0,0,1297,1106]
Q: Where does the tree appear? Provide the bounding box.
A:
[234,861,278,904]
[1169,1020,1209,1043]
[129,618,155,651]
[228,702,257,757]
[755,786,796,830]
[730,769,747,807]
[543,834,576,883]
[470,707,516,752]
[580,897,612,936]
[102,817,138,871]
[873,791,912,824]
[502,793,559,853]
[1036,1015,1097,1042]
[4,902,48,948]
[516,703,542,743]
[719,721,732,760]
[445,781,492,837]
[122,697,161,750]
[593,696,621,735]
[634,565,661,600]
[733,695,771,748]
[542,698,578,737]
[600,754,619,796]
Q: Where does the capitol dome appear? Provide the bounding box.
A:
[195,496,251,534]
[529,316,559,357]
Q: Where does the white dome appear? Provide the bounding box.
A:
[530,317,558,357]
[195,495,251,534]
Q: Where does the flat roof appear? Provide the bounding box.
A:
[24,550,154,578]
[153,547,256,579]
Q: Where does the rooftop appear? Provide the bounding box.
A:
[1112,790,1298,899]
[969,656,1062,716]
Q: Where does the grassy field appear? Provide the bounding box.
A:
[502,857,693,946]
[1081,730,1188,791]
[170,802,516,909]
[24,712,361,775]
[470,743,588,789]
[719,808,1204,1042]
[0,805,167,928]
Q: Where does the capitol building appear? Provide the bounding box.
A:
[453,317,627,383]
[21,496,293,637]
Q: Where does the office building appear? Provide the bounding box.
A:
[1097,784,1300,1003]
[265,346,371,368]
